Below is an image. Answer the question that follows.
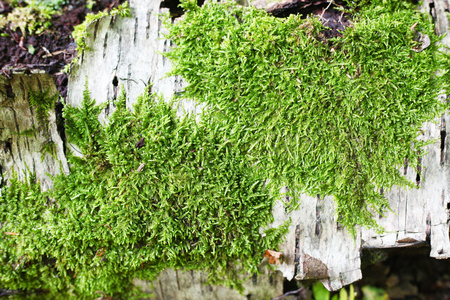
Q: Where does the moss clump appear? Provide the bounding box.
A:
[0,0,57,36]
[0,88,288,298]
[164,0,450,233]
[0,173,68,295]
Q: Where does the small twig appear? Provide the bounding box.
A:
[338,10,345,25]
[18,36,26,50]
[24,63,56,67]
[41,46,52,57]
[223,209,231,217]
[334,1,345,11]
[319,0,334,21]
[136,163,145,172]
[1,69,12,79]
[6,26,20,43]
[42,50,67,58]
[108,0,120,10]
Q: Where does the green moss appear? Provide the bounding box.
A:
[33,0,68,10]
[28,88,58,130]
[164,0,450,234]
[13,127,36,137]
[40,139,56,161]
[0,87,288,298]
[0,1,57,36]
[0,173,65,294]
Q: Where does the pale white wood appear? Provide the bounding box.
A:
[135,268,283,300]
[0,72,69,190]
[67,1,200,119]
[268,193,361,291]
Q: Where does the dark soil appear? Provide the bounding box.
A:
[0,0,125,98]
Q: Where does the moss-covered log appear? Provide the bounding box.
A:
[1,0,450,298]
[67,0,450,293]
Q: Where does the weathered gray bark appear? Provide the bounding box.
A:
[67,0,197,120]
[0,71,68,190]
[134,269,283,300]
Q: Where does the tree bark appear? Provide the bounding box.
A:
[0,71,68,191]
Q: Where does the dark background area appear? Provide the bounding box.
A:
[0,0,125,97]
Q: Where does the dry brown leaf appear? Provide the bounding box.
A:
[397,237,418,244]
[264,249,283,265]
[135,137,145,148]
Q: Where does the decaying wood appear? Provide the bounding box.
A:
[67,0,450,294]
[0,71,68,190]
[269,190,362,290]
[133,269,283,300]
[0,0,447,296]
